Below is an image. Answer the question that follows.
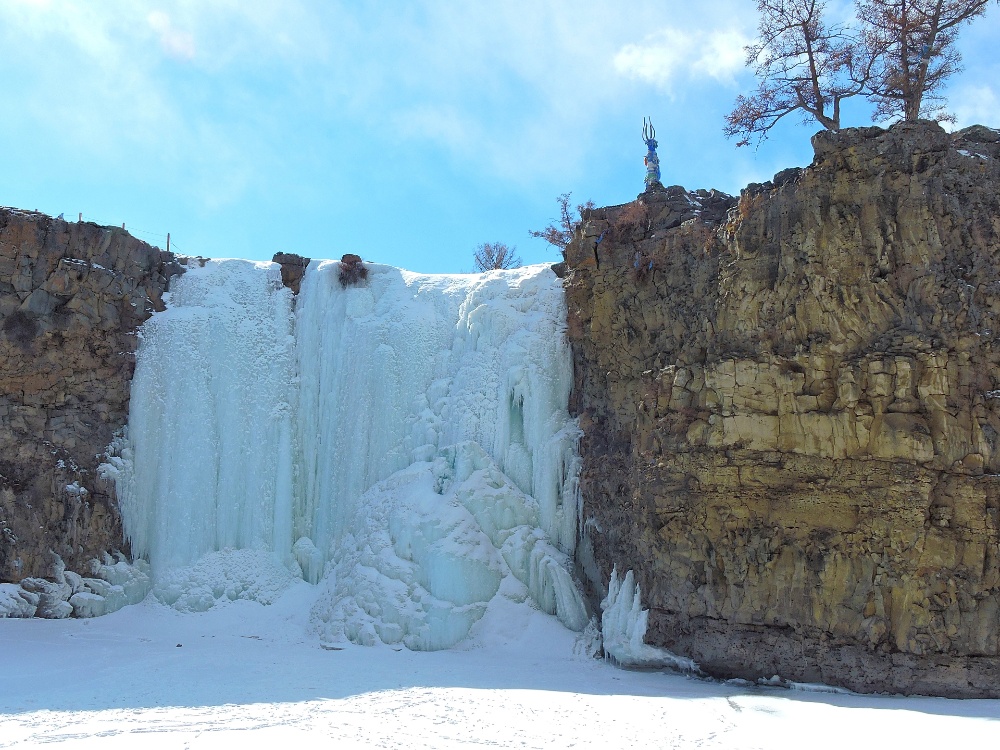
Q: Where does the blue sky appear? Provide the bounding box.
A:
[1,0,997,273]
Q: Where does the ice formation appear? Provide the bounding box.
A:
[313,441,587,649]
[0,584,37,618]
[110,259,586,646]
[0,554,150,619]
[601,567,697,671]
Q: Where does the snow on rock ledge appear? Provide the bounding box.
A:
[0,584,39,618]
[0,554,150,619]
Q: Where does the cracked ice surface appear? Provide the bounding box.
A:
[114,258,586,647]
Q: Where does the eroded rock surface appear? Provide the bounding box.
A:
[273,252,310,294]
[565,121,1000,697]
[0,208,184,583]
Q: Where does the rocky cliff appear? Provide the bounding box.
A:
[0,209,183,583]
[565,121,1000,697]
[5,120,1000,696]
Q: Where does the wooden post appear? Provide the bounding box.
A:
[166,233,171,254]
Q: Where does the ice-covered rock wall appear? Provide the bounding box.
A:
[109,259,586,647]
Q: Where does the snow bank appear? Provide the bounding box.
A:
[152,548,296,612]
[110,259,585,649]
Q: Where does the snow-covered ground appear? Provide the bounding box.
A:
[2,583,998,749]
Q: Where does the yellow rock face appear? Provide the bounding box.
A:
[565,122,1000,697]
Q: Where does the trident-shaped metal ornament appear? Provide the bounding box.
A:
[643,117,661,190]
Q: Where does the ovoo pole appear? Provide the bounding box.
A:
[643,117,661,191]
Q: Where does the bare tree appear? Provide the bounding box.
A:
[473,242,522,272]
[725,0,870,146]
[529,193,595,253]
[857,0,993,122]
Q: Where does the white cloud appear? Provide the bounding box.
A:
[0,0,321,210]
[0,3,175,148]
[0,0,760,199]
[397,106,476,152]
[148,10,196,61]
[614,26,751,90]
[614,29,691,88]
[325,1,645,184]
[694,29,751,81]
[951,85,1000,129]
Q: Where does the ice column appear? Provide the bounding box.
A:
[118,260,297,578]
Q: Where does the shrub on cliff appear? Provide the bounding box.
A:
[338,254,368,287]
[2,310,38,350]
[529,193,595,255]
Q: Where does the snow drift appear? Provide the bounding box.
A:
[106,259,587,648]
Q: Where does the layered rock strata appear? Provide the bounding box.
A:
[0,208,183,584]
[565,122,1000,697]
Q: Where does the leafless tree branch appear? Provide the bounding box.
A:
[473,242,522,272]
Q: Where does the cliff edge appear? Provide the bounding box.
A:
[0,210,184,582]
[565,121,1000,697]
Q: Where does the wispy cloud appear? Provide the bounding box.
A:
[0,0,324,210]
[0,0,759,204]
[0,0,760,184]
[614,27,751,91]
[951,85,1000,129]
[148,11,196,61]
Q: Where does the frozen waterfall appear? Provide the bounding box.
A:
[108,258,588,648]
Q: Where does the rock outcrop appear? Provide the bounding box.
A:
[272,252,311,294]
[0,208,184,584]
[565,121,1000,697]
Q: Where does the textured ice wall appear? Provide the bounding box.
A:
[293,261,582,561]
[115,259,585,646]
[117,260,297,579]
[312,441,587,649]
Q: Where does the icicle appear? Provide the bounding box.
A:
[600,566,698,671]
